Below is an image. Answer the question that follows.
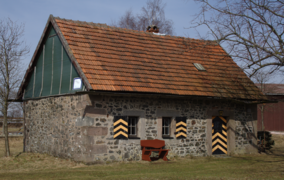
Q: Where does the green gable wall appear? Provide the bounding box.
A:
[23,26,84,99]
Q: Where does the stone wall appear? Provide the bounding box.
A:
[24,94,258,163]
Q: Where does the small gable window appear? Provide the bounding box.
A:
[193,63,206,71]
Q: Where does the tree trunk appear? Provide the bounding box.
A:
[261,104,265,148]
[261,104,264,131]
[23,102,26,152]
[3,99,10,157]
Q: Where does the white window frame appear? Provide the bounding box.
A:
[128,116,139,137]
[162,117,171,137]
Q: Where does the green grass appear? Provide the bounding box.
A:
[0,135,284,180]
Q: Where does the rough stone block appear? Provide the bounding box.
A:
[96,140,105,144]
[76,101,89,109]
[156,109,180,117]
[81,127,108,136]
[87,145,107,154]
[75,117,94,126]
[84,107,107,117]
[122,110,146,117]
[110,155,116,160]
[83,136,95,145]
[83,154,96,164]
[73,154,85,162]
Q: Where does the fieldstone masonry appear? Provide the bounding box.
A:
[24,94,258,163]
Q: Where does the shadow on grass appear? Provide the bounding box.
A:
[149,161,177,165]
[230,148,284,164]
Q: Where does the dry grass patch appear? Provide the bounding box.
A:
[0,137,23,157]
[0,153,86,173]
[0,135,283,179]
[272,134,284,147]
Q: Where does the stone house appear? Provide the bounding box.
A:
[16,15,266,163]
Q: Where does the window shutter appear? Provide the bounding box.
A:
[175,117,187,139]
[113,116,128,139]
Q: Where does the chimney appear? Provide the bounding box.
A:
[146,25,159,33]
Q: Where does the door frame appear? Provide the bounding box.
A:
[212,116,228,155]
[206,109,236,156]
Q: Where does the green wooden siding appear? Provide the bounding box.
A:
[61,48,71,94]
[34,52,43,97]
[24,70,34,99]
[49,28,56,36]
[71,60,80,92]
[51,35,62,95]
[23,26,84,100]
[41,35,53,97]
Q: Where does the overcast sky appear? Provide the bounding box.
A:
[1,0,282,83]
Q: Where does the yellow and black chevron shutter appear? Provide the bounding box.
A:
[113,116,128,139]
[176,117,187,139]
[212,116,227,154]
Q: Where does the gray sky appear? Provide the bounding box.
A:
[1,0,282,83]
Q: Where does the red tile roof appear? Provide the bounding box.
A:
[53,17,266,100]
[19,15,266,101]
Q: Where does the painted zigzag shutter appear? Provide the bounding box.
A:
[175,117,187,139]
[212,116,227,154]
[113,116,128,139]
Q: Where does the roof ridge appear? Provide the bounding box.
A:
[54,16,218,43]
[54,16,109,28]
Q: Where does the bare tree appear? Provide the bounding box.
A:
[7,90,24,118]
[113,0,174,35]
[137,0,174,35]
[117,10,138,30]
[1,90,23,137]
[0,18,29,157]
[192,0,284,77]
[251,71,273,132]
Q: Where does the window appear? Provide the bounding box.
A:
[193,63,206,71]
[113,116,140,139]
[128,116,139,138]
[162,117,171,138]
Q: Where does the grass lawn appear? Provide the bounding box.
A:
[0,135,284,180]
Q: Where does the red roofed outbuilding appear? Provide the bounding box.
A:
[256,84,284,132]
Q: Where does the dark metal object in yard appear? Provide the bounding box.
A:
[257,131,274,153]
[140,139,169,161]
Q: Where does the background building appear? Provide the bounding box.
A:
[256,84,284,132]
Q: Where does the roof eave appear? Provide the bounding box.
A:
[75,89,268,103]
